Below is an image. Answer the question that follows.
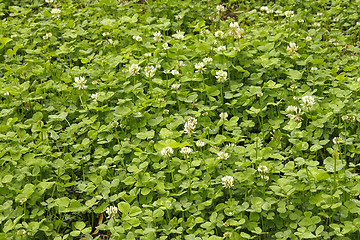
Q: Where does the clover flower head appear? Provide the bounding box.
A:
[177,61,185,68]
[129,64,141,75]
[162,42,170,50]
[180,147,192,157]
[214,31,225,39]
[106,206,118,218]
[216,5,226,13]
[45,0,54,2]
[223,232,232,238]
[287,42,298,54]
[144,66,156,78]
[4,92,10,96]
[300,95,315,110]
[275,10,282,15]
[228,22,243,38]
[258,165,268,173]
[217,45,226,52]
[219,112,228,120]
[17,230,26,235]
[261,175,269,181]
[153,31,162,42]
[102,32,110,36]
[306,36,312,42]
[260,6,269,12]
[203,57,213,64]
[184,117,197,136]
[43,32,52,40]
[215,70,228,83]
[342,115,356,123]
[161,147,173,158]
[217,151,230,160]
[333,137,343,145]
[357,22,360,26]
[286,105,298,113]
[91,93,99,102]
[284,10,294,17]
[132,35,142,42]
[163,109,169,115]
[196,140,205,147]
[175,15,182,20]
[74,76,87,90]
[195,62,206,73]
[171,70,180,76]
[173,30,185,40]
[144,52,152,58]
[286,105,303,121]
[111,121,119,127]
[171,83,180,90]
[314,22,321,27]
[51,8,61,18]
[221,176,234,189]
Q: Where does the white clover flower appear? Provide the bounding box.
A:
[284,10,294,17]
[177,61,185,68]
[260,6,268,12]
[163,109,169,115]
[317,13,323,16]
[132,35,142,42]
[261,175,269,181]
[173,30,185,40]
[91,93,99,103]
[286,105,298,113]
[171,70,180,76]
[43,32,52,40]
[74,76,87,90]
[313,22,321,27]
[102,32,110,36]
[106,206,118,218]
[219,112,228,120]
[333,137,343,145]
[164,69,171,74]
[144,52,152,58]
[51,8,61,18]
[16,229,26,235]
[195,62,206,73]
[161,147,173,158]
[306,36,312,42]
[216,5,226,13]
[196,140,205,147]
[215,70,228,83]
[202,112,208,116]
[228,22,243,38]
[4,92,10,96]
[153,31,162,42]
[214,31,225,39]
[287,42,298,54]
[357,22,360,26]
[275,10,282,15]
[162,42,170,50]
[10,34,17,38]
[171,84,180,90]
[300,95,315,110]
[175,15,182,20]
[144,66,156,78]
[257,92,263,98]
[129,64,141,75]
[217,46,226,52]
[258,165,268,173]
[222,176,234,189]
[45,0,53,2]
[203,57,213,64]
[311,67,318,72]
[209,16,215,21]
[342,115,356,123]
[200,29,210,35]
[223,232,232,238]
[184,117,197,136]
[111,121,119,127]
[217,152,230,160]
[180,147,193,157]
[108,39,113,45]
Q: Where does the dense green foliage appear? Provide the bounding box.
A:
[1,0,360,239]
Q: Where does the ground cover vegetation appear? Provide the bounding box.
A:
[1,0,360,239]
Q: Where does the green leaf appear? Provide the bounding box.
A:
[74,221,86,230]
[136,130,155,139]
[287,69,302,80]
[118,202,130,214]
